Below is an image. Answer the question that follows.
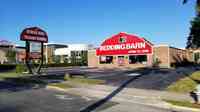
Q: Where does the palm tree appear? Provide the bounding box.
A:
[183,0,200,16]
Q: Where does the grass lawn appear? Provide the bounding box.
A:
[0,71,46,85]
[163,99,200,109]
[0,71,22,80]
[48,76,105,89]
[167,71,200,93]
[64,76,105,85]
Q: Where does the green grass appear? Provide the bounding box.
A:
[167,71,200,93]
[163,99,200,109]
[0,71,22,80]
[48,76,105,89]
[64,76,105,85]
[48,82,73,89]
[0,71,46,85]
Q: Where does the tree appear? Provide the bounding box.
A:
[6,49,16,64]
[53,55,61,64]
[183,0,200,49]
[186,17,200,48]
[183,0,200,16]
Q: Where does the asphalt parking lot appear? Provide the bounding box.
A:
[0,88,118,112]
[0,66,197,112]
[0,89,87,112]
[48,66,200,91]
[90,66,200,90]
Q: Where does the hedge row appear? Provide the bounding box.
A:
[0,64,16,71]
[45,63,87,67]
[0,63,87,70]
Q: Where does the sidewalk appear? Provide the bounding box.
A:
[81,85,193,102]
[47,84,197,112]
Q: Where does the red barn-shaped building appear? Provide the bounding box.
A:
[88,32,154,68]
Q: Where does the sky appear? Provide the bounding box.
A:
[0,0,196,48]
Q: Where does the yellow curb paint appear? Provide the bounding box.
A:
[167,103,200,112]
[46,86,69,92]
[46,86,84,97]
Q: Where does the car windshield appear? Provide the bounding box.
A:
[1,0,200,112]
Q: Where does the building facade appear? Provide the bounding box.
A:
[54,44,93,65]
[44,43,68,64]
[0,40,16,64]
[88,32,194,68]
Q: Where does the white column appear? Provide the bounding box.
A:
[45,45,48,64]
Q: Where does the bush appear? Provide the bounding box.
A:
[0,64,16,71]
[170,58,196,68]
[45,63,85,67]
[15,64,27,73]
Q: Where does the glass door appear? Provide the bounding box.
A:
[118,56,125,66]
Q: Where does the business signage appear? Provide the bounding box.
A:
[20,27,48,43]
[20,26,48,74]
[30,41,41,59]
[96,32,153,55]
[29,52,42,59]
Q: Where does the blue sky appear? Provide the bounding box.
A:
[0,0,196,48]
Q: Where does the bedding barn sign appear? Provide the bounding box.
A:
[20,27,48,42]
[96,32,153,55]
[20,27,48,74]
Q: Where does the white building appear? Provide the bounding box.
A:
[55,44,92,56]
[54,44,94,64]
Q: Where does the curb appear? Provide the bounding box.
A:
[46,85,85,97]
[46,85,70,92]
[166,102,200,112]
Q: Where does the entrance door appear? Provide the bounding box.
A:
[118,56,125,66]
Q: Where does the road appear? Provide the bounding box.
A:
[0,88,180,112]
[0,89,93,112]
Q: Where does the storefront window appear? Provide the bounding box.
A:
[129,55,147,64]
[99,56,113,64]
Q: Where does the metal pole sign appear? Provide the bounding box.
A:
[20,27,48,74]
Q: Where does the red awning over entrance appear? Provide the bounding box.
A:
[96,32,153,56]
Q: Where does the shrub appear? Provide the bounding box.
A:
[15,64,27,73]
[0,64,16,71]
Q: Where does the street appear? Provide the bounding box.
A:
[0,89,92,112]
[0,88,179,112]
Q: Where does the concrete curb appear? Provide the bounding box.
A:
[166,102,200,112]
[46,86,70,92]
[46,86,85,97]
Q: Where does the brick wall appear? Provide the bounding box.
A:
[88,46,195,69]
[153,46,194,68]
[153,46,170,68]
[88,50,151,69]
